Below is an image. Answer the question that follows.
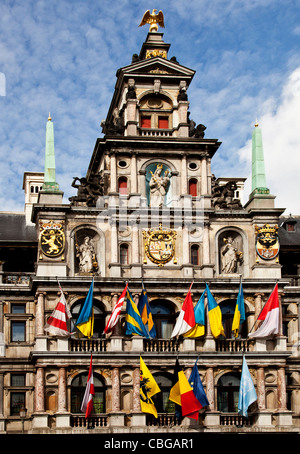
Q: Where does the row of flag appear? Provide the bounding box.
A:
[44,279,280,340]
[81,353,257,420]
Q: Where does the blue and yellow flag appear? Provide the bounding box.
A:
[206,284,225,338]
[76,280,94,338]
[138,286,156,338]
[125,289,150,338]
[232,282,245,337]
[184,290,206,338]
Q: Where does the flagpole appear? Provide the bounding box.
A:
[247,280,279,335]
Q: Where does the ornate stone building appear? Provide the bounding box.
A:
[0,23,299,435]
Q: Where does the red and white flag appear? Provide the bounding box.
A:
[171,283,195,337]
[81,354,95,418]
[249,283,280,338]
[44,285,72,336]
[103,283,128,334]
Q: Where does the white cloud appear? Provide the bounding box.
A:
[238,67,300,215]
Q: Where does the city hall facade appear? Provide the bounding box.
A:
[0,19,300,434]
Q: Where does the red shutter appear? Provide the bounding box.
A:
[141,116,151,128]
[119,178,127,195]
[158,117,169,129]
[189,179,197,197]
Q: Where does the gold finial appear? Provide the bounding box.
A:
[48,112,52,121]
[139,9,165,32]
[255,118,259,127]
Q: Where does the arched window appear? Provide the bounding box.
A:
[120,244,129,265]
[217,373,240,413]
[149,300,176,339]
[118,177,127,195]
[188,178,198,197]
[71,299,105,338]
[191,244,199,265]
[152,373,175,413]
[71,373,106,414]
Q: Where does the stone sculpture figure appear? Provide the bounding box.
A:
[76,236,98,274]
[221,236,243,274]
[149,165,170,207]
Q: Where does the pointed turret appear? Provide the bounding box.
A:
[42,114,60,192]
[38,114,63,205]
[245,121,275,209]
[250,120,269,198]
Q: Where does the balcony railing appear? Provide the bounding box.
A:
[216,339,254,352]
[146,413,181,427]
[2,272,32,285]
[139,128,173,137]
[220,413,254,426]
[70,338,107,352]
[71,414,108,428]
[144,338,179,352]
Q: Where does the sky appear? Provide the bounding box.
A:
[0,0,299,215]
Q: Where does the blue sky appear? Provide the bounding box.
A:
[0,0,299,214]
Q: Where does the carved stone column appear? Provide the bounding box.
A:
[56,366,70,428]
[131,152,137,193]
[110,221,121,277]
[201,222,213,278]
[32,366,48,429]
[256,366,272,426]
[274,366,293,427]
[253,293,267,352]
[110,153,117,193]
[131,365,145,426]
[57,366,67,413]
[110,366,125,427]
[181,154,187,195]
[35,293,45,337]
[277,367,287,410]
[204,366,220,427]
[201,156,208,195]
[257,367,266,410]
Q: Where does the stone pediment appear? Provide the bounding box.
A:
[120,58,195,79]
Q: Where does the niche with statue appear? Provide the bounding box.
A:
[74,228,100,276]
[218,230,244,275]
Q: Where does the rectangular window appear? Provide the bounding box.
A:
[158,117,169,129]
[10,392,26,415]
[11,321,25,342]
[11,374,26,387]
[191,245,199,265]
[287,223,295,232]
[141,116,151,128]
[11,304,26,314]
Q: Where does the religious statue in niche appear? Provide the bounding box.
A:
[149,164,170,207]
[220,235,243,274]
[75,235,98,274]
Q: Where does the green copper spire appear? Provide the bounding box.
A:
[42,113,60,192]
[250,120,269,197]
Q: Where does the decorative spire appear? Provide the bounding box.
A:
[42,114,60,192]
[250,120,270,197]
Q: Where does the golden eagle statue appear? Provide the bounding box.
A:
[139,9,165,32]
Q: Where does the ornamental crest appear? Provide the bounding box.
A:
[143,224,177,267]
[39,220,65,258]
[255,224,279,260]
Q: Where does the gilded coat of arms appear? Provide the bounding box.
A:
[143,224,177,267]
[39,220,65,258]
[255,224,280,260]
